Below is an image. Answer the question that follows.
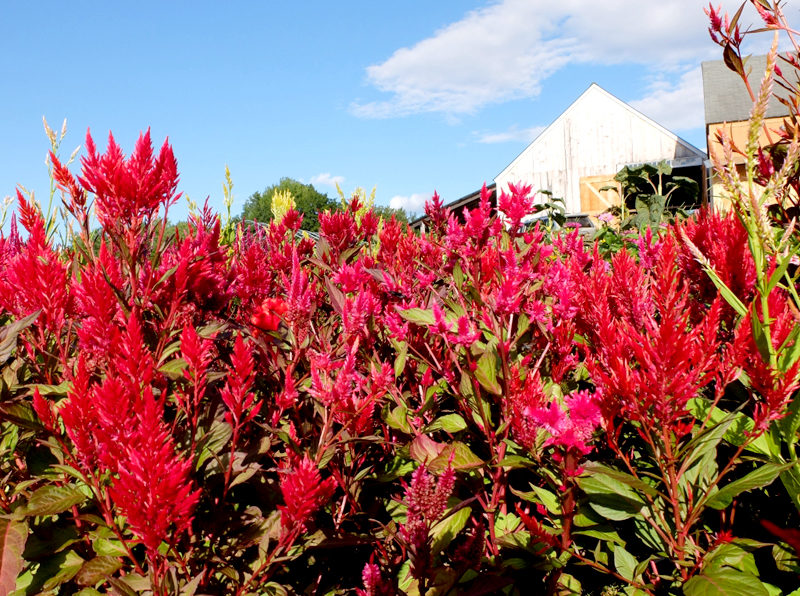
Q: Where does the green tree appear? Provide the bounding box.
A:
[372,204,408,223]
[241,178,337,232]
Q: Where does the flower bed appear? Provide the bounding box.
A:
[2,4,800,594]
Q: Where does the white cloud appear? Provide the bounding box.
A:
[352,0,751,118]
[475,125,546,144]
[629,67,704,132]
[389,192,431,213]
[310,172,345,188]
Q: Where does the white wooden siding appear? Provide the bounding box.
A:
[494,84,706,214]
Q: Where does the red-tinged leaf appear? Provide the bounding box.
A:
[409,434,444,465]
[0,310,40,363]
[324,277,345,315]
[724,43,746,79]
[0,519,27,596]
[429,441,483,473]
[75,556,123,586]
[108,574,148,596]
[728,2,746,34]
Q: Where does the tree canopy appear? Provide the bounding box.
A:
[241,177,408,231]
[241,178,336,232]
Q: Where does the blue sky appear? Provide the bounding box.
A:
[0,1,762,224]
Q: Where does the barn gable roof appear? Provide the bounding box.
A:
[495,83,706,182]
[701,55,793,125]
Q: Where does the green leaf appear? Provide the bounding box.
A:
[29,549,84,593]
[683,567,770,596]
[158,357,188,378]
[475,348,501,395]
[30,382,70,397]
[195,420,233,471]
[176,573,204,596]
[777,392,800,446]
[0,311,40,363]
[700,264,748,318]
[429,441,483,473]
[430,506,471,556]
[723,43,746,80]
[778,326,800,373]
[578,468,645,521]
[705,462,792,510]
[393,340,408,378]
[91,537,128,558]
[688,398,771,456]
[778,465,800,513]
[526,485,561,516]
[613,544,638,581]
[573,526,625,546]
[397,307,435,326]
[383,404,412,434]
[15,484,86,518]
[772,541,800,573]
[0,519,27,596]
[705,542,758,576]
[751,309,775,364]
[680,413,736,485]
[767,254,793,294]
[0,403,40,431]
[397,559,417,594]
[377,456,416,482]
[634,517,667,554]
[426,414,467,434]
[582,462,660,498]
[75,556,123,586]
[75,588,104,596]
[452,263,464,289]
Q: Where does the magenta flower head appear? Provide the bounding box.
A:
[598,212,614,224]
[526,389,602,457]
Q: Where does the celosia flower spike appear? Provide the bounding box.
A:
[278,453,336,531]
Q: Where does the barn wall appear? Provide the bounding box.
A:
[706,117,786,210]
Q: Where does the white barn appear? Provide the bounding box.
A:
[494,84,707,215]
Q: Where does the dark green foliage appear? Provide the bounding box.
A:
[372,204,408,223]
[241,177,337,232]
[614,161,699,229]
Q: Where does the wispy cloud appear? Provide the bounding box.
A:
[629,67,704,132]
[474,125,546,144]
[310,172,345,188]
[351,0,748,118]
[389,192,431,214]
